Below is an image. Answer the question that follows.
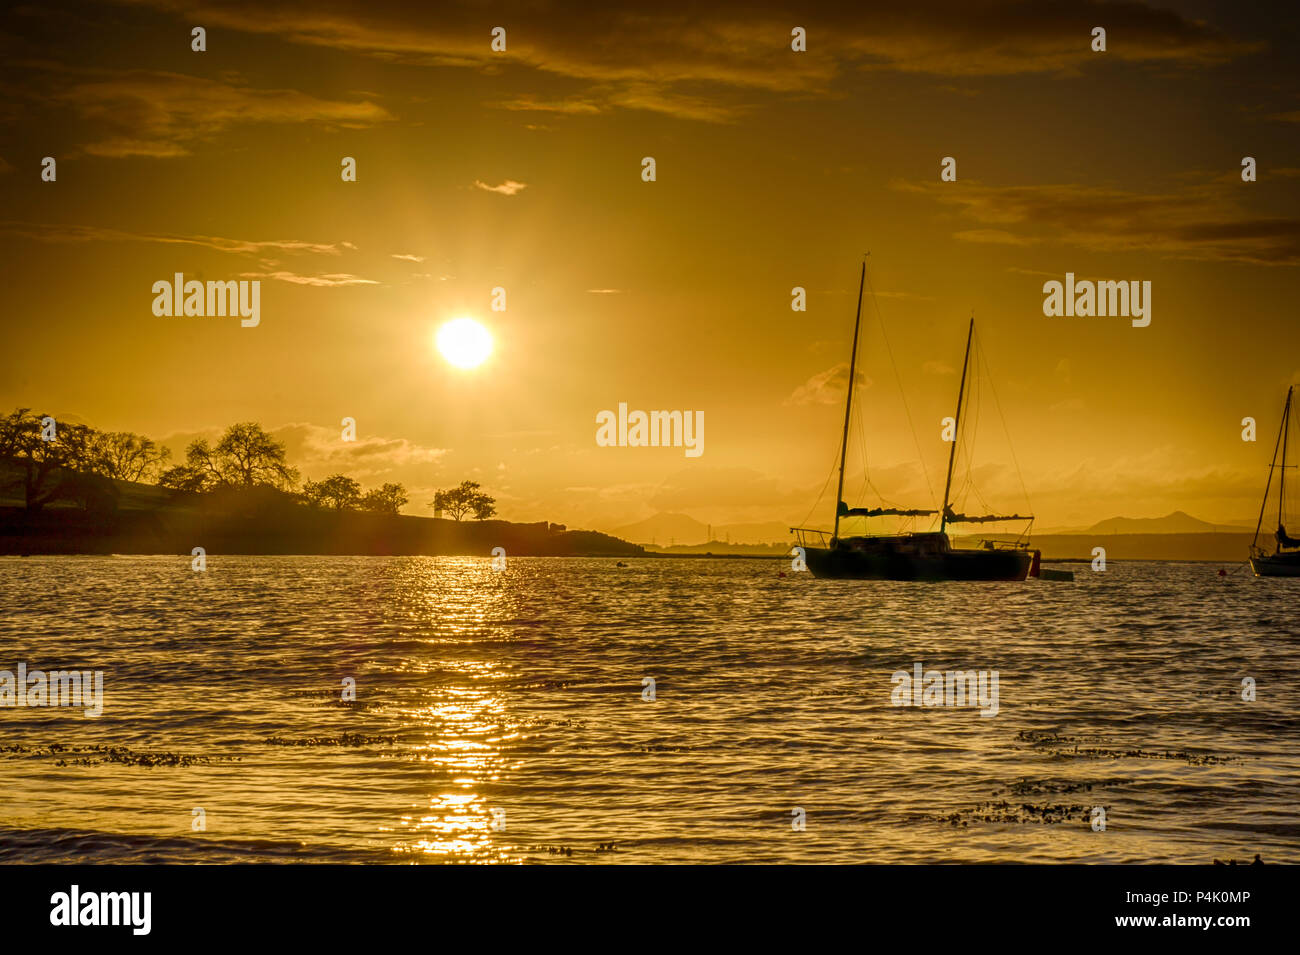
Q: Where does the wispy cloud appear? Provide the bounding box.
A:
[52,69,392,158]
[473,179,528,196]
[786,363,872,406]
[240,271,379,287]
[586,288,622,294]
[896,180,1300,266]
[277,423,448,482]
[1,222,347,256]
[390,253,425,262]
[873,290,935,301]
[106,0,1253,130]
[489,96,602,115]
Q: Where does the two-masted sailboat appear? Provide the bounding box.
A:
[792,262,1036,581]
[1249,385,1300,577]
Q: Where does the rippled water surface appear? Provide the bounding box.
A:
[0,556,1296,864]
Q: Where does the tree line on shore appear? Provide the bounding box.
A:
[0,408,494,520]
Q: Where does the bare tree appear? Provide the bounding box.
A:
[159,423,298,492]
[88,432,170,483]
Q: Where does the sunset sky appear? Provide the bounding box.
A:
[2,0,1298,535]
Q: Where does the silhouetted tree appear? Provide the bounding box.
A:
[88,432,170,482]
[359,483,408,515]
[157,462,213,493]
[430,480,496,521]
[302,474,363,510]
[0,408,100,513]
[159,422,298,492]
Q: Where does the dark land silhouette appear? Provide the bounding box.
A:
[0,466,642,557]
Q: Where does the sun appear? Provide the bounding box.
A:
[436,318,493,369]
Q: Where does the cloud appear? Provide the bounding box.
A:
[239,271,379,286]
[586,288,622,294]
[951,228,1035,246]
[786,363,872,406]
[276,423,448,481]
[390,253,425,262]
[872,290,935,300]
[52,69,392,158]
[473,179,528,196]
[108,0,1251,126]
[489,96,602,115]
[922,360,955,375]
[834,1,1253,77]
[647,467,811,513]
[1,222,347,256]
[896,180,1300,266]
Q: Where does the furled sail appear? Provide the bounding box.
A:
[942,506,1031,524]
[838,502,937,518]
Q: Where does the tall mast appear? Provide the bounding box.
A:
[832,261,867,542]
[939,318,975,534]
[1279,387,1292,532]
[1252,386,1290,552]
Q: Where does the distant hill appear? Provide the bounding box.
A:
[644,540,792,556]
[609,512,794,545]
[1082,511,1251,535]
[609,512,708,544]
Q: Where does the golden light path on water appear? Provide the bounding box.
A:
[0,555,1298,864]
[382,561,518,862]
[389,680,513,861]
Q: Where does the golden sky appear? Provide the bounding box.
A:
[1,0,1298,534]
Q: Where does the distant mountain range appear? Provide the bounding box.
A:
[608,509,1255,546]
[1059,511,1253,535]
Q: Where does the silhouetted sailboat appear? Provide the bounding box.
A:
[792,262,1035,581]
[1249,386,1300,577]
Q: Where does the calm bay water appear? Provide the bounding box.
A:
[0,555,1296,864]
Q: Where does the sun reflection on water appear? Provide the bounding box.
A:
[381,560,521,862]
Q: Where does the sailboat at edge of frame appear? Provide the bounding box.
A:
[1249,385,1300,577]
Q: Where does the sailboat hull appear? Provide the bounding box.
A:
[1250,553,1300,577]
[804,544,1031,582]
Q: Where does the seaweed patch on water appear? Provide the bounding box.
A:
[995,777,1130,797]
[285,688,384,711]
[265,733,396,747]
[1194,687,1254,698]
[517,843,619,856]
[1017,730,1107,746]
[1015,730,1235,765]
[509,715,588,729]
[514,679,582,691]
[633,740,697,754]
[927,800,1098,827]
[0,742,237,768]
